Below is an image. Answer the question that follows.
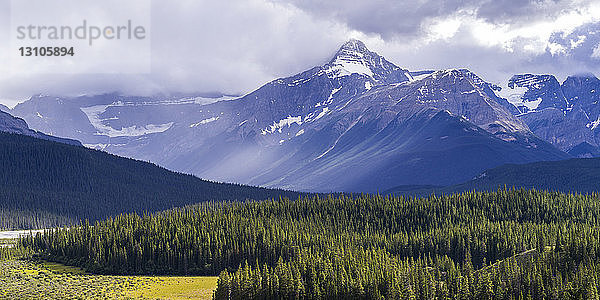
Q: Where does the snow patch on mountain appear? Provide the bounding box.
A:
[305,107,330,122]
[315,107,330,120]
[191,96,237,105]
[102,123,174,137]
[261,115,303,135]
[325,54,374,79]
[410,71,435,82]
[587,115,600,130]
[523,98,543,111]
[81,104,174,137]
[190,116,220,127]
[83,143,110,150]
[324,40,380,80]
[287,77,312,87]
[316,87,342,108]
[496,85,529,107]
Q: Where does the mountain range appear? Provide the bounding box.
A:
[7,40,598,192]
[499,73,600,157]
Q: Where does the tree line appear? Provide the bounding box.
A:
[21,188,600,299]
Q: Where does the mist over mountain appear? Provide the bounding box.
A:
[0,131,300,230]
[8,40,573,192]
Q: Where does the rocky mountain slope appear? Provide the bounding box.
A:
[0,109,81,146]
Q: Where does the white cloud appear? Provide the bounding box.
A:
[424,16,462,41]
[571,35,587,49]
[415,3,600,55]
[548,43,567,56]
[0,0,357,105]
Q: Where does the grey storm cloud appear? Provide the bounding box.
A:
[269,0,472,38]
[520,22,600,82]
[548,22,600,61]
[475,0,580,24]
[0,0,599,106]
[268,0,587,38]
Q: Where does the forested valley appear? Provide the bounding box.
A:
[14,188,600,299]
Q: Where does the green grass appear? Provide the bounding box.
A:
[41,261,86,274]
[0,259,218,299]
[125,276,218,299]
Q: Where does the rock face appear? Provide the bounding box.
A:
[9,40,569,192]
[507,74,569,112]
[500,73,600,157]
[0,110,81,146]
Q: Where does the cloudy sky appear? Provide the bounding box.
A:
[0,0,599,107]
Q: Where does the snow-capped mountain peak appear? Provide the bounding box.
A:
[324,39,410,84]
[329,39,372,64]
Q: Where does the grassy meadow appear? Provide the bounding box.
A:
[0,257,217,299]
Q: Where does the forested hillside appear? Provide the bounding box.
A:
[23,189,600,299]
[0,132,300,230]
[387,157,600,197]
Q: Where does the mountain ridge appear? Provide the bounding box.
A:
[0,131,300,230]
[0,110,81,146]
[386,156,600,196]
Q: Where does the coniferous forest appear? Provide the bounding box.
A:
[0,132,300,230]
[20,188,600,299]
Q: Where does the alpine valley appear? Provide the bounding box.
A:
[10,40,599,193]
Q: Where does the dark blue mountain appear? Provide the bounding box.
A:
[0,131,300,230]
[0,109,81,146]
[562,73,600,109]
[387,157,600,196]
[568,141,600,158]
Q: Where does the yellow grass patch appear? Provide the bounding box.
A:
[1,259,219,299]
[126,276,218,299]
